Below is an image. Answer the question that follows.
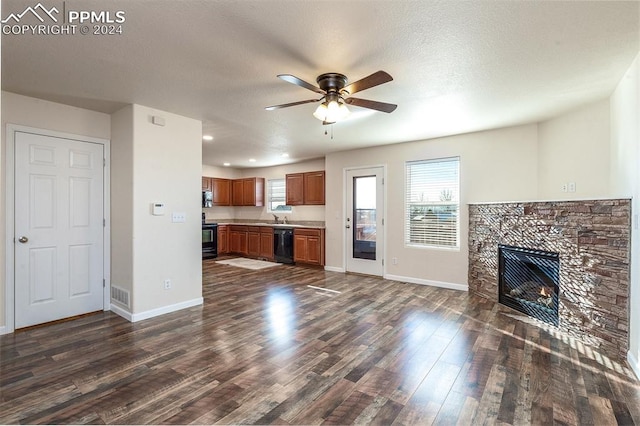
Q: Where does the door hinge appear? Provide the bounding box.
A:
[103,218,106,227]
[103,158,106,167]
[382,177,384,185]
[382,218,384,226]
[103,279,106,288]
[382,259,384,266]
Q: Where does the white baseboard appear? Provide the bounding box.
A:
[628,350,640,381]
[0,325,8,335]
[110,297,203,323]
[384,274,468,292]
[109,303,133,321]
[324,266,345,273]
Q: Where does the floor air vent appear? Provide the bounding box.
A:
[111,285,130,308]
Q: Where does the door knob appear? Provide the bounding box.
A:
[345,225,351,229]
[18,236,28,243]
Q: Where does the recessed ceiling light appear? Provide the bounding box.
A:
[202,135,214,141]
[281,153,290,158]
[249,158,256,163]
[223,162,230,166]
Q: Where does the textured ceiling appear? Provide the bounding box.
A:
[2,0,639,168]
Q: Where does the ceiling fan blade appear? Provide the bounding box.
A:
[265,98,322,110]
[342,70,393,95]
[345,97,397,113]
[277,74,325,94]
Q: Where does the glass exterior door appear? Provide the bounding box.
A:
[346,167,384,276]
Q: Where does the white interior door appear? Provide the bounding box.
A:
[14,131,104,328]
[346,167,384,276]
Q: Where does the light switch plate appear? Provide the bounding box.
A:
[171,212,186,223]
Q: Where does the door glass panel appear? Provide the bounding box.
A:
[353,176,376,260]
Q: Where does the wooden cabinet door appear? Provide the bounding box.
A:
[304,171,325,205]
[242,179,255,206]
[248,228,260,257]
[306,236,322,265]
[293,235,308,263]
[260,229,273,259]
[202,176,212,191]
[211,178,231,206]
[218,226,228,254]
[286,173,304,205]
[232,179,244,206]
[229,230,241,253]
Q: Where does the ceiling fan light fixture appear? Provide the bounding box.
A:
[313,99,350,123]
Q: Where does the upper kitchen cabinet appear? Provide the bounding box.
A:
[211,178,231,206]
[202,176,231,206]
[286,171,325,205]
[202,176,212,191]
[232,177,265,206]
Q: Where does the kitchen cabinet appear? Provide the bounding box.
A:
[293,228,325,266]
[285,173,304,205]
[229,225,248,255]
[202,176,212,191]
[217,225,228,254]
[232,178,265,206]
[260,227,274,259]
[202,176,231,206]
[286,171,325,205]
[211,178,231,206]
[304,171,325,205]
[247,226,261,257]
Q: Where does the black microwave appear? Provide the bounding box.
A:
[202,190,213,208]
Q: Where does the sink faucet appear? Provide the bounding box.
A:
[272,214,280,224]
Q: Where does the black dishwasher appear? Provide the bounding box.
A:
[273,227,294,263]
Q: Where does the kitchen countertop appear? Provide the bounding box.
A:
[205,221,325,229]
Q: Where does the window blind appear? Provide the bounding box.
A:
[405,157,460,248]
[268,178,291,212]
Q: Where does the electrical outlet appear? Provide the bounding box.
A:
[568,182,576,193]
[392,257,398,265]
[164,279,171,290]
[561,183,568,193]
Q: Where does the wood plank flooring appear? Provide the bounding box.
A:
[2,258,640,424]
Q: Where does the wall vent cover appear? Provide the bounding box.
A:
[110,285,130,308]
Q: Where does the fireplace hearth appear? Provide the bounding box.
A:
[498,245,559,326]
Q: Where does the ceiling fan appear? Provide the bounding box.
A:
[265,70,397,124]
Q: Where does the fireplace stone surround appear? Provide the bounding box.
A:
[468,199,630,360]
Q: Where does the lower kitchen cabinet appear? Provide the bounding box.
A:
[293,228,324,266]
[217,225,228,254]
[229,225,248,255]
[260,227,273,259]
[247,227,261,257]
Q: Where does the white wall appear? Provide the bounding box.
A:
[202,158,326,223]
[1,92,111,330]
[538,100,611,199]
[325,124,539,286]
[110,105,134,299]
[111,104,203,315]
[610,53,640,377]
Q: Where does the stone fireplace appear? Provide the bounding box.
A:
[468,199,630,360]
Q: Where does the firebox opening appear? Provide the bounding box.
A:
[498,244,560,326]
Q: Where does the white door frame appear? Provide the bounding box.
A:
[343,164,387,276]
[4,124,111,334]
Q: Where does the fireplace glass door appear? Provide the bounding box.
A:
[498,245,560,326]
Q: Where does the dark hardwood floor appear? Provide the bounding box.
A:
[2,258,640,425]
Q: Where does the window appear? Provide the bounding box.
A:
[405,157,460,248]
[268,178,292,213]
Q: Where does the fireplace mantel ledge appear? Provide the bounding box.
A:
[468,197,630,205]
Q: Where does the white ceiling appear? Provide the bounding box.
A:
[2,1,639,168]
